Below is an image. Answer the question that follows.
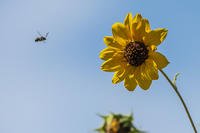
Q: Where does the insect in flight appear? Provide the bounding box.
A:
[35,32,49,42]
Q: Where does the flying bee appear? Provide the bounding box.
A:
[35,32,49,42]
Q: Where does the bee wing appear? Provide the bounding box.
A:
[45,32,49,38]
[37,31,42,36]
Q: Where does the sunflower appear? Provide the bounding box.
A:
[100,13,169,91]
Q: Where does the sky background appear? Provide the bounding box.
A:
[0,0,200,133]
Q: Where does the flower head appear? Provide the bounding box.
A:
[100,13,169,91]
[96,113,144,133]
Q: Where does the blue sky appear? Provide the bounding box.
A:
[0,0,200,133]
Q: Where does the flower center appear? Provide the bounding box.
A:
[124,41,149,66]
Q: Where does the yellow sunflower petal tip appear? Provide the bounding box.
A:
[125,12,132,18]
[100,13,169,91]
[112,77,119,84]
[124,13,133,25]
[135,13,142,17]
[161,28,168,41]
[133,13,142,22]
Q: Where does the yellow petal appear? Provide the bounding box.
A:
[144,59,159,80]
[150,52,169,69]
[112,70,124,84]
[99,47,117,60]
[144,28,168,46]
[104,36,124,49]
[101,52,125,72]
[145,19,151,32]
[132,19,149,42]
[112,23,131,44]
[134,66,152,90]
[148,45,157,51]
[101,58,121,72]
[124,13,133,32]
[132,13,142,23]
[124,74,137,91]
[112,66,131,84]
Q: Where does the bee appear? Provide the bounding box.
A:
[35,32,49,42]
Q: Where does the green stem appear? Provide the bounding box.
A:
[159,69,197,133]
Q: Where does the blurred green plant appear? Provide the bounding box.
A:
[96,113,144,133]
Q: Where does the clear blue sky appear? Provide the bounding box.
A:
[0,0,200,133]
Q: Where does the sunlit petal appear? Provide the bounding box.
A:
[150,52,169,69]
[99,47,117,60]
[144,28,168,46]
[104,36,124,49]
[112,23,131,44]
[124,74,137,91]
